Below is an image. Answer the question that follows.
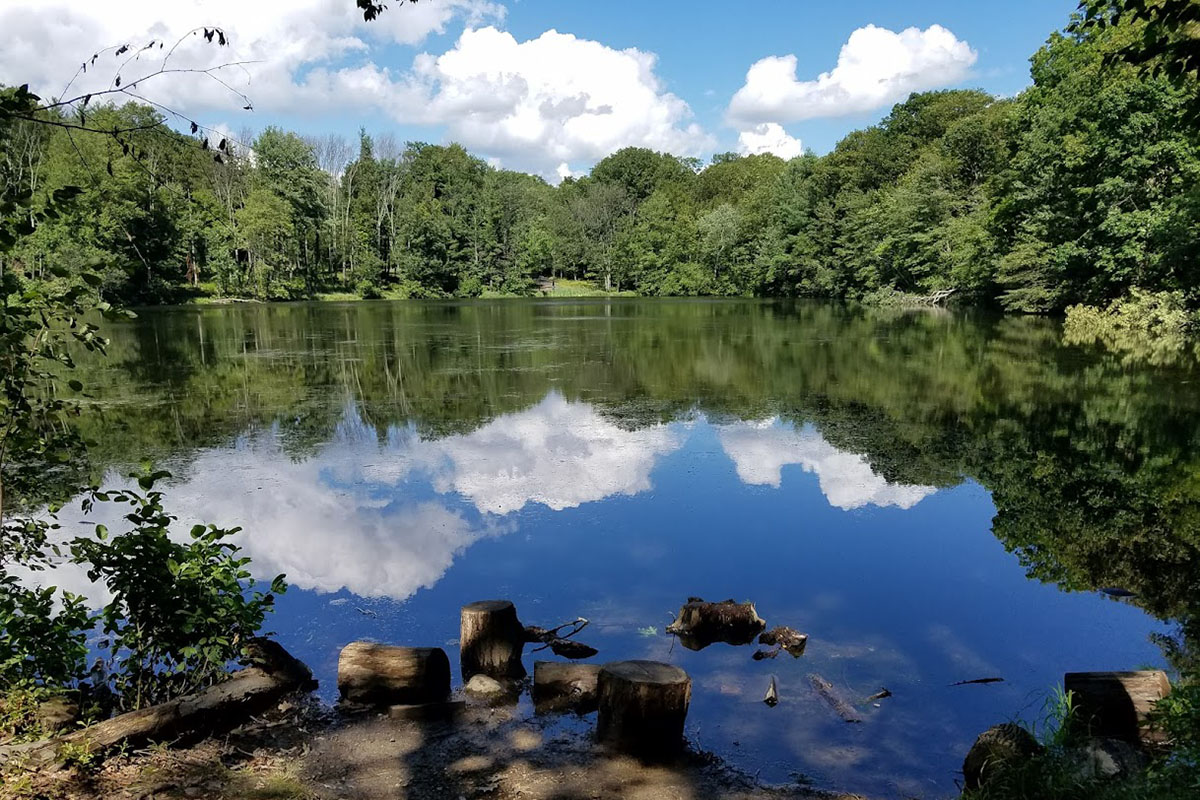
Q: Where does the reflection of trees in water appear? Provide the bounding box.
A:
[68,299,1200,664]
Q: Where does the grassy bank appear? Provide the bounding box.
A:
[181,278,635,306]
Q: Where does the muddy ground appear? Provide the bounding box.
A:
[6,695,866,800]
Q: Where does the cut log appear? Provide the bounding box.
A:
[758,626,808,657]
[533,662,601,714]
[808,674,862,723]
[596,661,691,758]
[0,641,315,769]
[337,642,450,706]
[460,600,527,680]
[665,598,766,650]
[245,636,318,690]
[35,698,80,735]
[1064,670,1172,744]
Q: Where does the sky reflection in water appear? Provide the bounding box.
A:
[32,298,1196,799]
[43,391,1167,798]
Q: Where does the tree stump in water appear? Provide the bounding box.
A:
[337,643,450,706]
[665,598,765,650]
[1064,670,1172,743]
[460,600,527,680]
[596,661,691,758]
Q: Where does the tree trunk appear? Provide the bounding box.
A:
[0,639,314,769]
[337,642,451,706]
[460,600,526,680]
[596,660,691,758]
[1064,670,1172,743]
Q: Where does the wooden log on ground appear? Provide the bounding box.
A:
[596,660,691,758]
[808,674,862,723]
[533,662,601,714]
[461,600,527,680]
[338,642,450,706]
[245,636,318,690]
[1064,670,1171,744]
[665,597,766,650]
[0,640,315,769]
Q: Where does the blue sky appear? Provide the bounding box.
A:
[494,0,1077,153]
[0,0,1079,177]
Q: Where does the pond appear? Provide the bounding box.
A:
[46,298,1200,798]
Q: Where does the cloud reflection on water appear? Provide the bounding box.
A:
[354,392,683,514]
[715,418,936,510]
[26,394,936,603]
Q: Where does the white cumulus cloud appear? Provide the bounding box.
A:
[727,24,977,125]
[0,0,500,112]
[736,122,804,160]
[0,2,712,179]
[401,27,713,177]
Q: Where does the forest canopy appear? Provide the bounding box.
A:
[0,7,1197,312]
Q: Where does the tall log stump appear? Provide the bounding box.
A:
[1064,670,1171,744]
[461,600,527,680]
[338,643,450,706]
[596,660,691,758]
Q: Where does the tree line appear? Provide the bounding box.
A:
[1,8,1198,312]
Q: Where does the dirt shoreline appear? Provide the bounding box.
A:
[11,694,867,800]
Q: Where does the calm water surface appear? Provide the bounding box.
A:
[50,299,1200,798]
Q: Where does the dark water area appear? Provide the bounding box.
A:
[34,298,1200,798]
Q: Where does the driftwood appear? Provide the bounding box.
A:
[525,617,598,660]
[808,674,862,723]
[0,638,315,769]
[533,662,601,713]
[757,626,808,658]
[596,661,692,758]
[865,688,892,703]
[461,600,527,680]
[546,639,599,659]
[525,618,589,644]
[1064,670,1172,744]
[951,677,1005,686]
[666,597,766,650]
[338,643,450,706]
[764,676,779,707]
